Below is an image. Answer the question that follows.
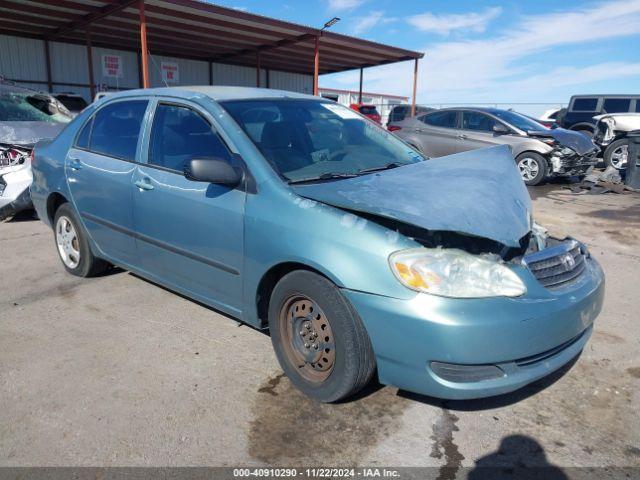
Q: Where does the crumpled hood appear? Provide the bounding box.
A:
[529,128,596,155]
[0,121,66,147]
[292,145,532,248]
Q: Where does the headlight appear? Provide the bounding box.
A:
[389,248,526,298]
[558,147,574,156]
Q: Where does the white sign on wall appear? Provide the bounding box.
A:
[161,61,179,83]
[101,54,123,78]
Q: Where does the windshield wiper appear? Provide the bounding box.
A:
[288,172,359,185]
[357,162,403,174]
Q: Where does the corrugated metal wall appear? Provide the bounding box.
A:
[92,47,139,90]
[1,34,313,101]
[149,55,209,87]
[0,35,47,82]
[269,70,313,95]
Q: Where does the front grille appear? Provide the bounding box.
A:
[525,240,587,289]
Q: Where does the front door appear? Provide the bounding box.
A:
[132,100,245,316]
[457,110,505,152]
[66,99,149,266]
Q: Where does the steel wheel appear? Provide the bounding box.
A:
[278,294,336,383]
[55,215,81,269]
[610,144,628,170]
[518,156,540,181]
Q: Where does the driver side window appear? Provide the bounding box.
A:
[148,103,234,173]
[461,111,499,132]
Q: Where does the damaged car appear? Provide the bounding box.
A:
[593,113,640,170]
[31,87,605,402]
[388,107,599,186]
[1,83,70,220]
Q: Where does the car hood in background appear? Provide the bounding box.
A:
[528,128,595,155]
[292,145,532,248]
[0,121,66,147]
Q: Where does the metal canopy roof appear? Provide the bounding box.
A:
[0,0,423,76]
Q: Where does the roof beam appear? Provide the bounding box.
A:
[46,0,140,40]
[211,33,315,62]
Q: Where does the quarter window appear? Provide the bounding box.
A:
[461,111,499,132]
[571,98,598,112]
[421,110,458,129]
[149,104,233,172]
[75,117,93,149]
[89,100,148,161]
[602,98,631,113]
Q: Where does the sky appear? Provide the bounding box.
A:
[213,0,640,114]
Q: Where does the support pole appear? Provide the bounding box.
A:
[358,67,363,104]
[411,58,419,117]
[313,35,319,96]
[256,51,261,87]
[139,0,150,88]
[44,40,53,93]
[85,30,95,99]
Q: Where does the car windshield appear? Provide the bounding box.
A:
[0,93,72,123]
[490,110,548,132]
[221,99,424,182]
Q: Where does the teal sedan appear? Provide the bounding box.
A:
[30,87,604,402]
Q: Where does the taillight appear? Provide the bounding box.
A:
[387,125,402,132]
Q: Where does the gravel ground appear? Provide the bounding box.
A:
[0,184,639,475]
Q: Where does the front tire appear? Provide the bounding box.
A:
[603,139,629,170]
[53,203,109,277]
[516,152,548,186]
[268,270,375,403]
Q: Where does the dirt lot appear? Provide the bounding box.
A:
[1,184,639,474]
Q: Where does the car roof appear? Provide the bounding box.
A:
[570,94,639,98]
[97,86,316,102]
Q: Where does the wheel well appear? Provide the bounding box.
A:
[46,193,68,224]
[256,262,330,327]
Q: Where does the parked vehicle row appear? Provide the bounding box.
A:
[558,94,640,136]
[31,86,604,403]
[388,107,598,186]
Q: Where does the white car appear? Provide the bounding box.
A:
[0,83,70,220]
[593,113,640,170]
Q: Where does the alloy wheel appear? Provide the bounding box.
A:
[55,215,81,269]
[610,144,628,170]
[518,157,540,181]
[278,295,336,383]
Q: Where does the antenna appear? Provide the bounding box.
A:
[148,51,169,88]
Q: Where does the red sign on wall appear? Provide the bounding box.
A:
[101,54,123,78]
[161,62,179,83]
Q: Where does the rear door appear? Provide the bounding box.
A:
[66,99,149,266]
[413,110,460,157]
[132,99,246,315]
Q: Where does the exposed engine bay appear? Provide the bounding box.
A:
[0,144,33,221]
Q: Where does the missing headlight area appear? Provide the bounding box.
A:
[347,209,532,261]
[0,144,33,221]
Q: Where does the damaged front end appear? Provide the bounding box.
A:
[547,145,598,176]
[0,144,34,220]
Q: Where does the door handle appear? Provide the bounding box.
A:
[68,158,82,170]
[456,134,468,139]
[134,178,154,191]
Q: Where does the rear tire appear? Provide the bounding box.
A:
[268,270,375,403]
[516,152,548,186]
[53,203,109,277]
[603,139,629,170]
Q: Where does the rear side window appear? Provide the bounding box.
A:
[461,111,499,132]
[90,100,148,161]
[149,103,233,172]
[421,110,458,128]
[571,98,598,112]
[602,98,631,113]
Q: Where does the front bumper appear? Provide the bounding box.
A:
[548,150,599,176]
[342,257,605,400]
[0,165,33,220]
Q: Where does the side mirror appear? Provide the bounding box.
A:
[493,124,510,135]
[184,158,242,186]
